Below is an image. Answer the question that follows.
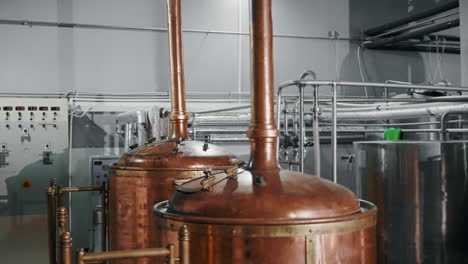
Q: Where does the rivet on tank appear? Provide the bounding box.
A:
[154,0,378,263]
[108,0,241,263]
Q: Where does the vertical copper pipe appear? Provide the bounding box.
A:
[101,183,107,252]
[60,232,73,264]
[58,193,63,208]
[246,0,279,171]
[168,244,175,264]
[47,186,57,264]
[167,0,189,140]
[178,225,190,264]
[57,187,64,207]
[57,205,70,264]
[77,249,86,264]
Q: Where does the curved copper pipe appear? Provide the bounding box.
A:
[167,0,189,140]
[247,0,279,172]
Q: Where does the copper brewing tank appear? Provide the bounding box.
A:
[108,0,239,263]
[154,0,377,263]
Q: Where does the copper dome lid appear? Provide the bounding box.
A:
[155,0,361,224]
[158,169,360,224]
[112,140,239,171]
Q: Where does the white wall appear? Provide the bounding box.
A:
[0,0,461,96]
[0,0,351,94]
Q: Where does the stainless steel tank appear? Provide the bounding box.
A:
[354,141,468,264]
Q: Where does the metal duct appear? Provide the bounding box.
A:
[364,0,459,36]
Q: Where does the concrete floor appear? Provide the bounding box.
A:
[0,214,49,264]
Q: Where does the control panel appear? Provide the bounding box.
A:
[90,156,119,186]
[0,97,69,216]
[0,98,67,123]
[0,97,69,264]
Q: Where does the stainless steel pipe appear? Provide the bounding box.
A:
[276,79,468,182]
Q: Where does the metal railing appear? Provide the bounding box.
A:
[276,79,468,183]
[57,205,190,264]
[47,179,108,264]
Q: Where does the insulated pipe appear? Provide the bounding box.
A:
[427,34,460,42]
[367,10,459,40]
[116,110,148,125]
[124,124,131,151]
[321,102,459,112]
[322,103,468,121]
[189,105,468,125]
[364,0,459,36]
[277,80,468,92]
[364,19,460,49]
[247,0,279,171]
[378,45,460,54]
[116,110,149,146]
[167,0,189,140]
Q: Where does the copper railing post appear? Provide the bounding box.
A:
[57,206,69,234]
[101,182,107,252]
[178,225,190,264]
[168,244,175,264]
[77,249,86,264]
[48,184,109,264]
[57,205,70,264]
[47,183,57,264]
[60,232,73,264]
